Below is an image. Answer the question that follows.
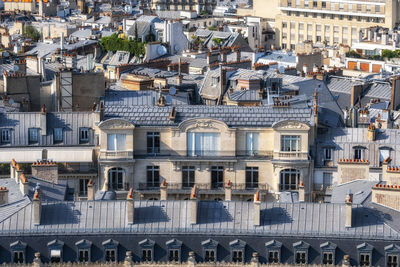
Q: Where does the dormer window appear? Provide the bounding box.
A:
[53,128,63,143]
[139,239,155,263]
[324,147,332,160]
[75,239,92,263]
[281,135,300,152]
[265,240,282,263]
[293,241,310,264]
[79,128,89,144]
[166,239,182,262]
[357,243,373,267]
[230,239,246,263]
[103,239,119,263]
[385,244,400,267]
[10,241,26,264]
[202,239,218,263]
[353,146,366,160]
[48,240,64,263]
[29,128,39,143]
[320,242,337,265]
[107,134,126,151]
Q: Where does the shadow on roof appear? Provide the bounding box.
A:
[198,201,233,224]
[352,206,387,227]
[41,203,81,225]
[134,206,170,224]
[261,207,292,226]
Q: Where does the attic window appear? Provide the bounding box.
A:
[212,77,220,86]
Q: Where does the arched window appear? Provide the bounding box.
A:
[108,168,124,190]
[280,169,300,191]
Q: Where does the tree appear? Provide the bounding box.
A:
[23,25,41,42]
[100,33,145,57]
[212,37,222,48]
[382,49,398,59]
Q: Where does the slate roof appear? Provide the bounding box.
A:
[0,112,96,147]
[331,180,376,204]
[0,200,398,240]
[103,90,190,106]
[316,127,400,167]
[104,105,315,127]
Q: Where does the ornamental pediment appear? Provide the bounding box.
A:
[272,120,310,131]
[98,118,135,130]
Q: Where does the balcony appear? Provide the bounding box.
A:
[273,151,309,161]
[99,150,134,161]
[138,182,270,192]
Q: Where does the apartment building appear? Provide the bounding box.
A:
[97,105,316,201]
[150,0,216,13]
[253,0,399,49]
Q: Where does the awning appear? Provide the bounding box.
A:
[50,250,61,258]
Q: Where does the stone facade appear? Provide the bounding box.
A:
[337,160,369,184]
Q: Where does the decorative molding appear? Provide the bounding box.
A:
[179,118,229,132]
[272,120,310,131]
[98,118,135,130]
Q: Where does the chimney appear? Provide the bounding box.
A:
[314,91,318,126]
[14,59,26,75]
[0,187,8,205]
[220,64,227,99]
[160,179,167,200]
[31,160,58,184]
[225,180,232,201]
[303,64,308,74]
[10,159,17,180]
[190,185,198,225]
[253,191,261,226]
[298,181,305,202]
[19,174,29,195]
[87,179,94,200]
[33,189,42,225]
[313,64,318,72]
[391,76,400,110]
[40,105,47,136]
[221,50,227,63]
[235,47,241,62]
[127,188,134,224]
[345,191,353,228]
[15,164,22,184]
[367,123,376,141]
[176,57,183,86]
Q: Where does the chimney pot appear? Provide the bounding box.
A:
[190,185,198,224]
[345,192,353,228]
[127,188,134,224]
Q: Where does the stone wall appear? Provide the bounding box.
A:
[337,160,369,184]
[372,184,400,210]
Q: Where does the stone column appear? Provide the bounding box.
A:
[33,252,42,267]
[251,252,260,267]
[124,251,133,267]
[187,251,196,267]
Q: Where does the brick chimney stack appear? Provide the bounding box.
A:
[33,188,42,225]
[160,179,167,201]
[225,180,232,201]
[0,187,8,205]
[254,191,261,226]
[345,191,353,228]
[298,181,305,202]
[190,185,198,225]
[127,188,134,224]
[87,179,95,201]
[31,160,58,183]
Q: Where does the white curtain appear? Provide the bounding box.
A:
[246,133,259,155]
[187,132,220,156]
[107,134,126,151]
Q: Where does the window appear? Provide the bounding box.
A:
[269,251,279,263]
[246,132,259,155]
[169,249,180,262]
[321,1,326,7]
[348,3,352,10]
[324,148,332,160]
[142,249,152,262]
[280,169,300,191]
[79,128,89,143]
[339,2,344,9]
[211,166,224,189]
[146,166,160,188]
[48,240,64,263]
[282,22,287,28]
[13,251,24,263]
[105,249,116,262]
[379,148,390,165]
[287,0,291,6]
[312,1,317,7]
[1,129,10,143]
[357,4,361,11]
[79,179,89,196]
[232,250,243,263]
[360,253,371,266]
[366,4,371,11]
[375,5,380,12]
[139,239,155,263]
[296,251,306,264]
[187,132,220,156]
[107,134,126,151]
[147,132,160,154]
[354,148,362,160]
[246,167,258,188]
[266,240,282,263]
[108,167,124,190]
[29,128,38,143]
[103,239,118,263]
[323,172,333,187]
[388,255,398,267]
[205,249,216,262]
[304,0,308,6]
[281,135,300,151]
[53,128,63,143]
[78,250,89,262]
[323,252,334,264]
[166,239,182,262]
[182,166,195,188]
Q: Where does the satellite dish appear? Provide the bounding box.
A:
[278,66,285,74]
[13,65,19,71]
[165,95,173,104]
[9,99,14,105]
[169,87,176,95]
[157,45,167,56]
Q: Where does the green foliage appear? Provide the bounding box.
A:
[382,49,400,59]
[208,26,217,31]
[345,50,361,58]
[371,55,383,61]
[212,37,222,47]
[100,33,145,57]
[23,25,40,42]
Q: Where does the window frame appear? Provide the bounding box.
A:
[48,239,64,263]
[281,135,300,152]
[357,243,373,267]
[53,128,63,143]
[385,244,400,267]
[107,133,126,151]
[293,241,310,265]
[10,241,26,264]
[324,147,332,160]
[79,128,90,144]
[202,239,218,263]
[146,165,160,188]
[102,239,119,263]
[139,239,155,263]
[108,167,125,190]
[79,178,89,196]
[280,169,300,191]
[266,240,282,264]
[182,166,195,188]
[28,128,39,143]
[147,132,160,155]
[229,239,246,264]
[1,128,11,143]
[166,238,182,263]
[245,166,259,189]
[246,132,259,156]
[211,166,224,189]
